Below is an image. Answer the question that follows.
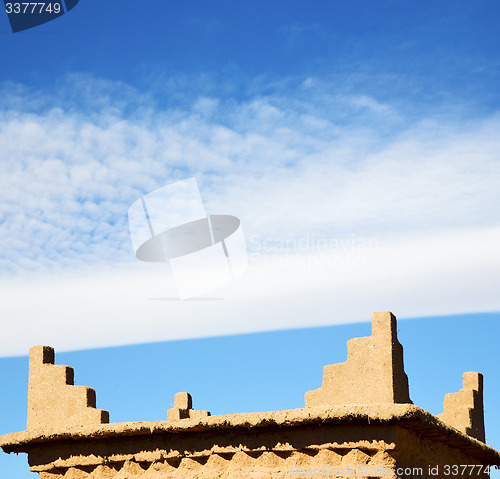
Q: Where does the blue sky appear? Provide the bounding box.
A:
[1,1,500,477]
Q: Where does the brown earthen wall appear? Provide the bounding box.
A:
[31,422,399,478]
[26,422,497,479]
[2,312,499,479]
[393,427,491,479]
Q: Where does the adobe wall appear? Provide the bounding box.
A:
[29,418,400,479]
[1,311,499,479]
[393,426,492,479]
[27,418,496,479]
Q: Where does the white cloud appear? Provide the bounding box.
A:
[1,224,499,357]
[0,74,499,355]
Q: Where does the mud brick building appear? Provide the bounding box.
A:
[1,312,499,478]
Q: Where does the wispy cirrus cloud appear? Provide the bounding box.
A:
[0,73,499,272]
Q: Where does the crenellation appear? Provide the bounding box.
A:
[167,392,211,421]
[305,311,412,407]
[27,345,109,430]
[438,372,485,442]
